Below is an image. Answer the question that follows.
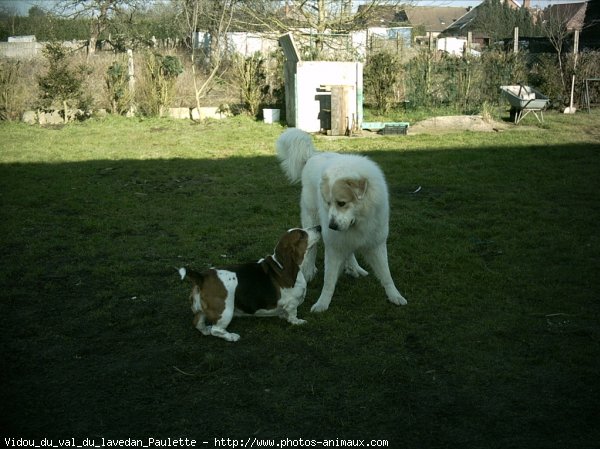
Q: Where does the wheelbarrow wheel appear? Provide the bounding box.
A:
[509,107,517,123]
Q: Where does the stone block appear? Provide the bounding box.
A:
[168,107,191,119]
[22,110,37,124]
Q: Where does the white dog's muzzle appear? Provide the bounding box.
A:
[328,217,355,231]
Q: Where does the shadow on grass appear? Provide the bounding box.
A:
[1,143,599,446]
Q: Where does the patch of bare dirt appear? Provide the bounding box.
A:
[330,115,529,139]
[407,115,509,135]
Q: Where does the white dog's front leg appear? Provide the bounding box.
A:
[301,244,318,282]
[311,247,345,312]
[301,207,320,281]
[363,244,407,306]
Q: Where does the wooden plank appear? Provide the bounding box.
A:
[278,32,301,63]
[331,85,350,136]
[278,33,301,126]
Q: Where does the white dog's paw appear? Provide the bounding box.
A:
[344,265,369,278]
[386,286,407,306]
[344,257,369,278]
[310,296,332,313]
[310,302,328,313]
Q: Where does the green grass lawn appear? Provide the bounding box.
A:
[1,112,599,447]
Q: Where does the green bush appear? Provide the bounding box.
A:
[261,49,285,110]
[364,50,402,114]
[402,47,529,112]
[479,49,528,103]
[230,52,267,117]
[37,42,92,121]
[404,48,441,109]
[138,52,183,116]
[105,61,133,115]
[159,55,184,79]
[529,51,600,109]
[0,59,23,121]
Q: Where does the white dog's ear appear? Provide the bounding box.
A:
[347,178,368,200]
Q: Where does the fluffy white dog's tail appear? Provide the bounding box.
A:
[276,128,317,184]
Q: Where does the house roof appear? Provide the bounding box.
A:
[404,6,470,33]
[442,0,590,37]
[543,2,588,31]
[439,6,479,36]
[356,5,408,27]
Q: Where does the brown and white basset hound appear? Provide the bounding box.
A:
[179,226,321,342]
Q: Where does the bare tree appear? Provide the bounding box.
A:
[178,0,235,116]
[0,3,20,36]
[54,0,142,56]
[541,4,575,93]
[237,0,408,60]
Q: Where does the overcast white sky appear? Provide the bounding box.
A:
[0,0,589,16]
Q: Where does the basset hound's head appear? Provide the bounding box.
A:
[266,226,321,288]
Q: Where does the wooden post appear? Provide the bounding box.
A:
[513,27,519,53]
[568,29,580,112]
[331,85,351,136]
[127,49,136,117]
[278,33,301,127]
[467,31,472,54]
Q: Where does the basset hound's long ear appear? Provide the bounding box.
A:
[264,254,297,288]
[270,230,307,288]
[279,229,308,267]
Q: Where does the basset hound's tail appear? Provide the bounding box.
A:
[178,267,205,286]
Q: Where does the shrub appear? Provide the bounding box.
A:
[530,51,600,109]
[404,48,440,109]
[364,51,402,114]
[138,52,183,116]
[230,52,267,117]
[37,42,92,121]
[479,49,528,104]
[529,53,564,108]
[402,47,531,112]
[261,50,285,109]
[105,61,133,115]
[0,59,23,121]
[574,51,600,109]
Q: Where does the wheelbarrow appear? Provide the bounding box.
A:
[500,85,549,124]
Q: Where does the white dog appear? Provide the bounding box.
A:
[276,128,407,312]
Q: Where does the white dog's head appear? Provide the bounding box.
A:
[320,175,368,231]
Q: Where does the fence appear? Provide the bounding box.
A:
[0,41,44,59]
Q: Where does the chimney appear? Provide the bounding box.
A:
[523,0,531,8]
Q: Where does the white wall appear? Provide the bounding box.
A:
[295,61,363,133]
[436,37,466,56]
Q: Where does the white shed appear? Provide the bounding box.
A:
[279,33,363,135]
